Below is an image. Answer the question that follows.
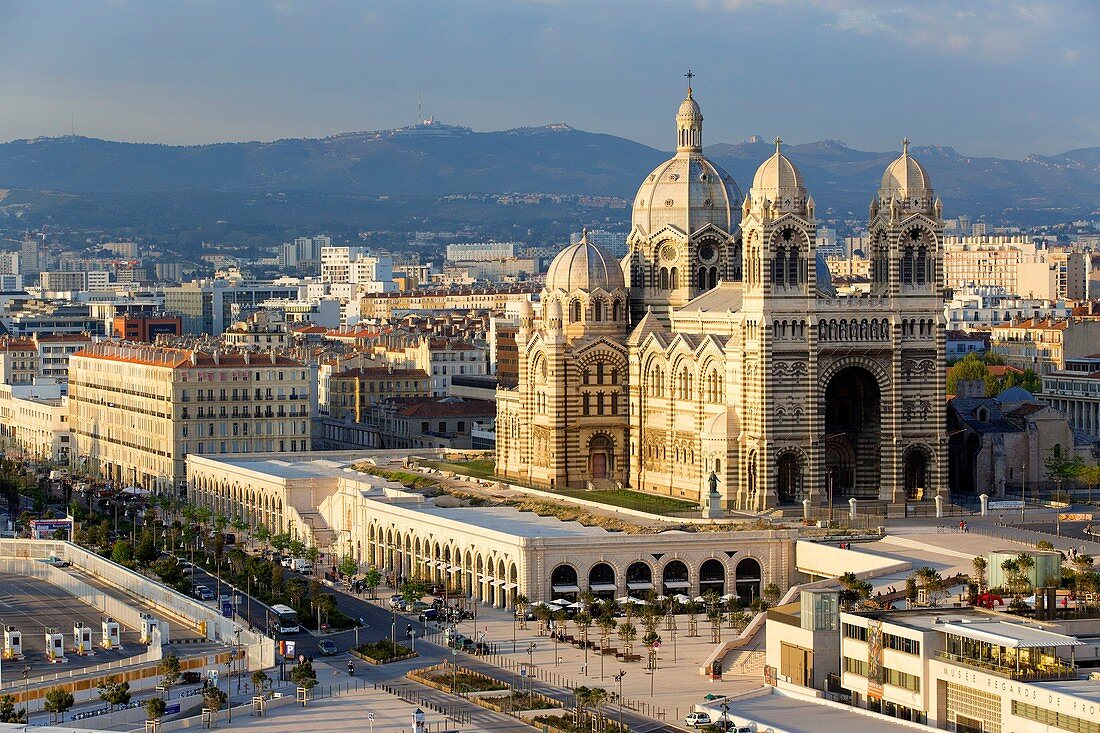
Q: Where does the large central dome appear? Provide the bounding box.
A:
[544,231,625,293]
[631,88,742,237]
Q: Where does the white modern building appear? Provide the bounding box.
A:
[945,285,1074,332]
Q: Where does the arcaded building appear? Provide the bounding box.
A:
[497,87,948,511]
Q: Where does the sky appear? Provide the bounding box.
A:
[0,0,1098,157]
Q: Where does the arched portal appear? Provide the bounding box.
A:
[588,563,616,599]
[823,366,881,499]
[588,435,613,480]
[776,452,802,504]
[699,559,725,596]
[625,561,653,599]
[903,446,933,500]
[662,560,690,595]
[734,558,762,606]
[550,564,579,602]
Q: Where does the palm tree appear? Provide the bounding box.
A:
[596,615,617,650]
[515,594,530,630]
[1015,553,1036,592]
[972,556,988,593]
[617,622,637,655]
[534,604,554,637]
[575,611,593,647]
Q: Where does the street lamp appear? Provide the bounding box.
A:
[224,660,232,723]
[234,628,242,693]
[22,665,30,730]
[526,642,536,693]
[614,669,626,732]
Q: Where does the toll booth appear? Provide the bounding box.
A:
[101,617,120,649]
[139,614,158,645]
[3,626,22,659]
[45,628,66,663]
[73,622,93,655]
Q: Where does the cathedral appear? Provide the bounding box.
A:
[496,86,947,512]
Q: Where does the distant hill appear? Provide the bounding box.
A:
[1,123,1098,243]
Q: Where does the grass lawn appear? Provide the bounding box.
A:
[424,670,508,693]
[558,489,698,513]
[423,459,497,480]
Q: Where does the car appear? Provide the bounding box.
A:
[389,595,403,608]
[40,555,71,567]
[317,639,338,656]
[684,712,713,728]
[193,585,215,601]
[713,722,751,733]
[180,671,202,685]
[418,609,439,623]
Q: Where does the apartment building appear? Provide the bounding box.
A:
[0,339,38,385]
[68,342,314,492]
[33,333,94,391]
[382,337,488,396]
[942,236,1039,292]
[327,366,430,421]
[357,287,536,320]
[991,317,1100,374]
[319,246,396,291]
[0,383,70,463]
[945,285,1074,332]
[162,279,303,335]
[1040,355,1100,439]
[112,312,184,342]
[39,270,110,292]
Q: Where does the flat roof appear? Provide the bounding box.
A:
[706,691,935,733]
[411,504,611,539]
[942,620,1082,648]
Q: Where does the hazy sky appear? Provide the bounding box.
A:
[1,0,1097,157]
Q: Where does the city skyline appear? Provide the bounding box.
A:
[0,0,1097,157]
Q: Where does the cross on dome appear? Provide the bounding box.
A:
[774,137,782,154]
[902,137,910,154]
[684,69,695,96]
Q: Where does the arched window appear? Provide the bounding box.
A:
[774,246,786,286]
[901,245,914,284]
[916,245,928,284]
[612,300,622,321]
[571,300,582,323]
[709,266,718,289]
[787,247,799,285]
[670,267,679,290]
[593,299,604,321]
[660,267,670,290]
[698,267,708,289]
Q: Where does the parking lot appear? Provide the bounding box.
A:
[0,571,146,679]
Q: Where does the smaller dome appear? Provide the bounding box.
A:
[997,386,1038,405]
[678,92,701,119]
[879,138,933,202]
[750,138,807,215]
[517,299,534,319]
[547,298,563,321]
[544,232,625,293]
[815,253,836,297]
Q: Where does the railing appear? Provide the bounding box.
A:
[936,651,1077,681]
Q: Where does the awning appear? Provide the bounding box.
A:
[552,584,581,593]
[663,580,690,588]
[589,583,617,592]
[627,581,654,590]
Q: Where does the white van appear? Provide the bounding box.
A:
[289,558,313,574]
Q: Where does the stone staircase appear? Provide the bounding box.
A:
[723,645,765,677]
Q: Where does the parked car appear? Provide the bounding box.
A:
[317,639,338,656]
[193,585,214,601]
[288,558,312,574]
[714,722,751,733]
[418,608,439,623]
[389,595,403,608]
[684,712,713,728]
[39,555,70,567]
[180,671,202,685]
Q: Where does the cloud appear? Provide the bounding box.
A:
[702,0,1089,63]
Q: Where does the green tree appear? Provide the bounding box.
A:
[271,532,291,554]
[596,614,617,648]
[158,653,181,694]
[290,660,318,705]
[287,577,308,608]
[947,353,991,396]
[202,686,227,713]
[364,568,381,598]
[972,556,988,592]
[763,582,782,606]
[1045,445,1084,490]
[338,555,358,578]
[269,559,285,597]
[0,694,25,723]
[400,578,428,605]
[98,677,132,710]
[43,687,74,723]
[1075,463,1100,504]
[111,539,134,566]
[135,529,158,566]
[617,622,637,654]
[254,524,271,549]
[144,697,167,722]
[251,670,271,694]
[288,538,306,558]
[838,572,872,610]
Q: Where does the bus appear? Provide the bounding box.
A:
[270,604,300,634]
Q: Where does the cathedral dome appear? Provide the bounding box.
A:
[750,138,807,208]
[879,139,933,202]
[815,252,837,297]
[631,89,742,237]
[544,232,625,293]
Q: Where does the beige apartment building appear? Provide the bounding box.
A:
[990,317,1100,374]
[942,236,1038,293]
[68,342,314,492]
[357,287,536,320]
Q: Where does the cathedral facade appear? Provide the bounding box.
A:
[496,88,947,511]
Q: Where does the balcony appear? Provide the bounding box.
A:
[936,651,1077,682]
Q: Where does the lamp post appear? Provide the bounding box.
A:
[225,660,232,723]
[526,642,536,693]
[235,628,242,694]
[614,669,625,732]
[22,665,30,730]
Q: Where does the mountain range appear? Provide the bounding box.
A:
[1,122,1097,245]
